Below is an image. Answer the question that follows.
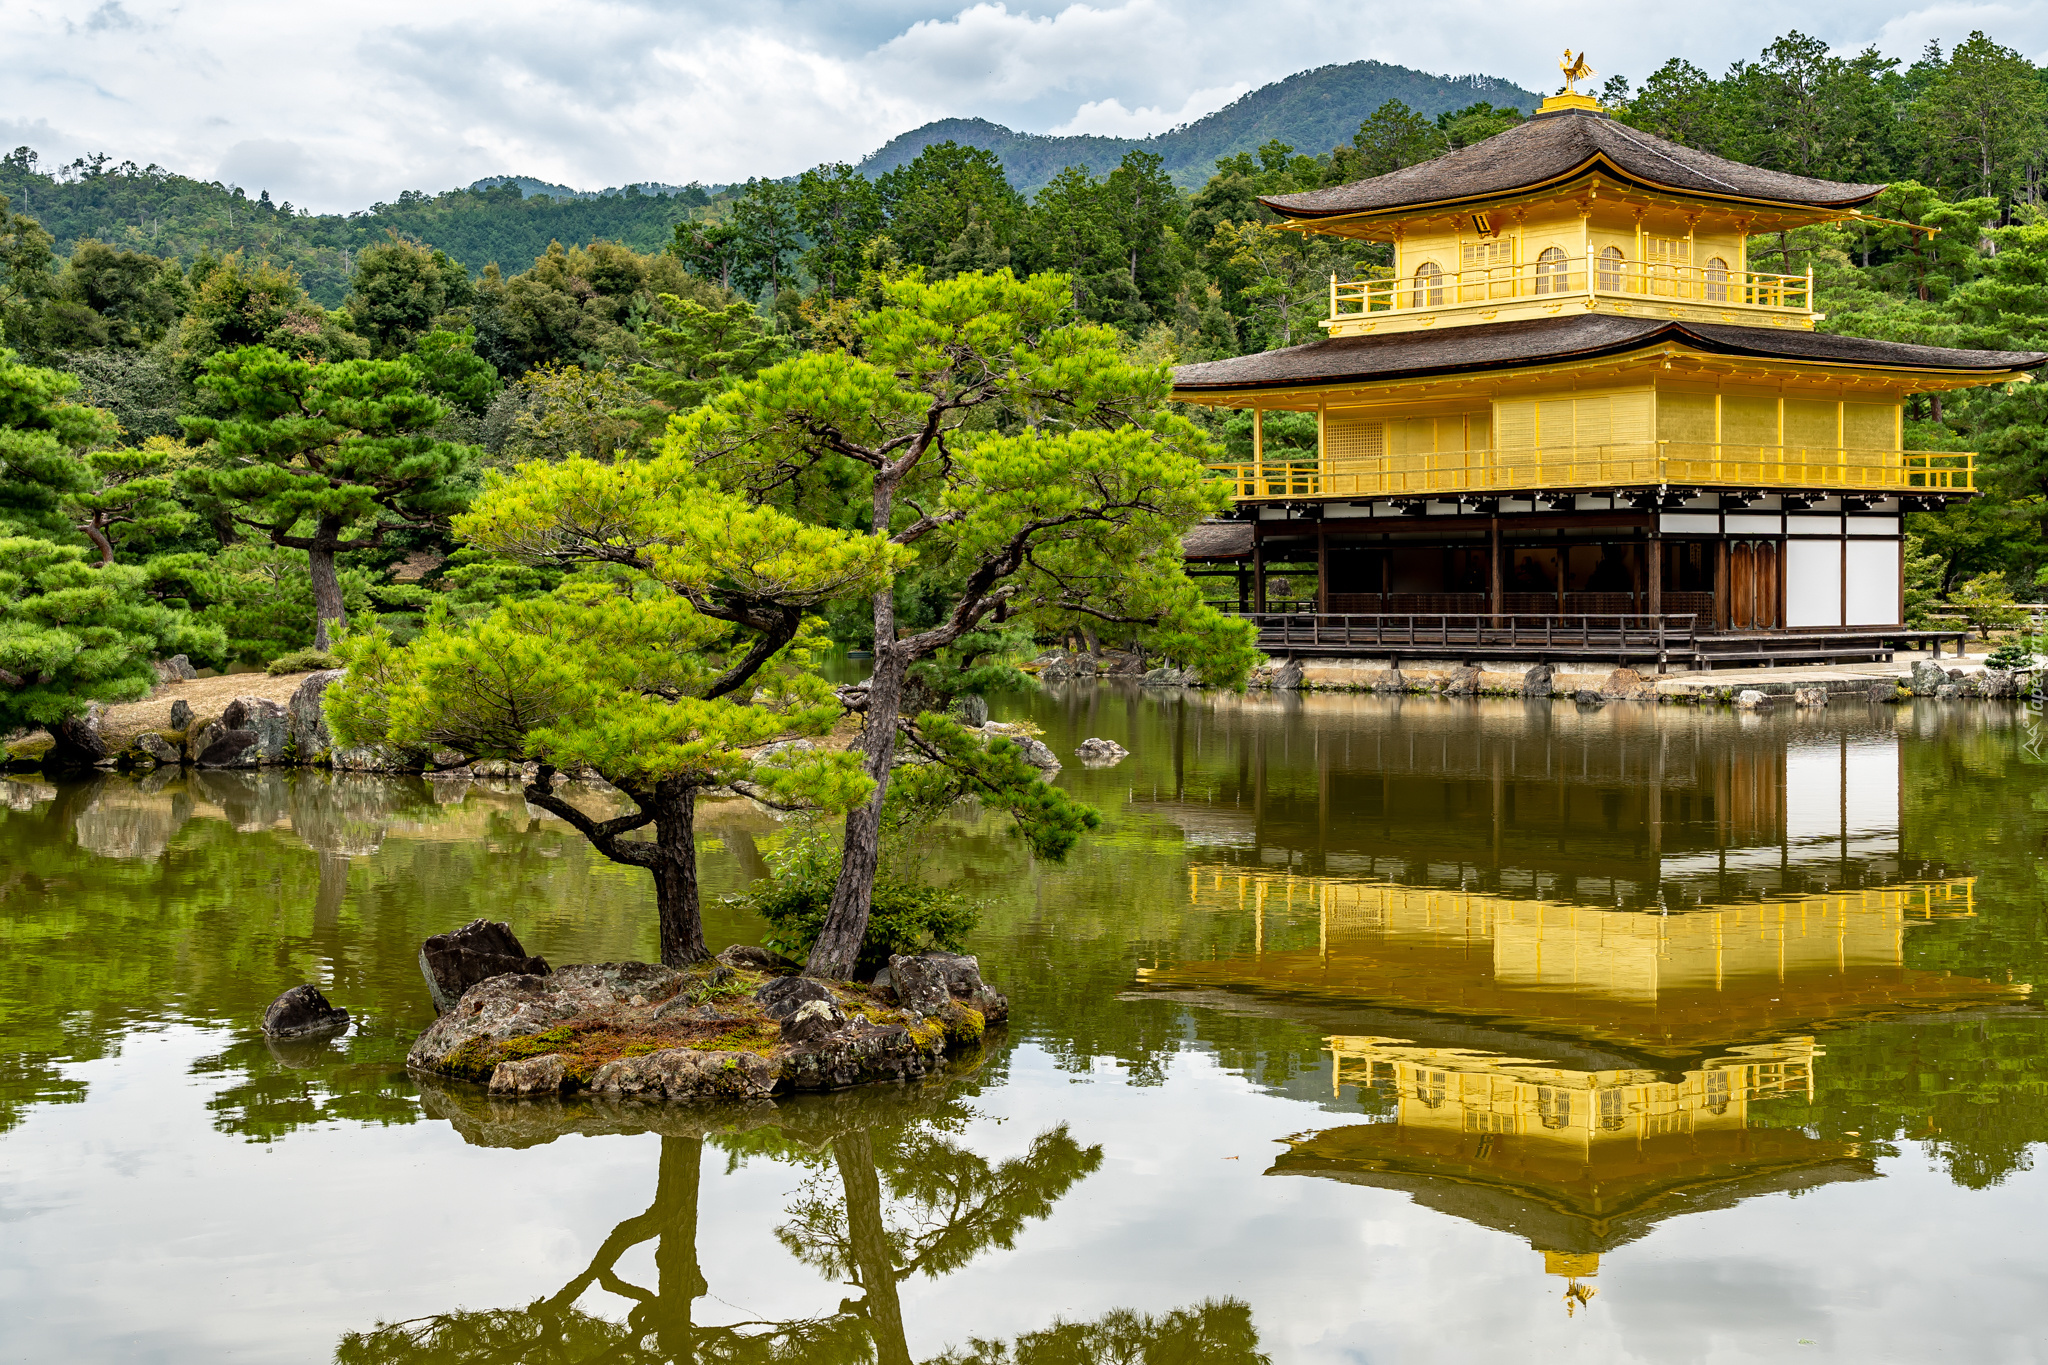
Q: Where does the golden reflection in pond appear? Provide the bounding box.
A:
[1141,871,2022,1055]
[1273,1036,1869,1317]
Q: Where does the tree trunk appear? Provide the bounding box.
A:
[648,1136,708,1358]
[652,784,710,966]
[809,638,903,979]
[307,517,347,651]
[82,521,115,566]
[834,1129,912,1365]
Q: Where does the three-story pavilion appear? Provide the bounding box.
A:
[1172,84,2048,668]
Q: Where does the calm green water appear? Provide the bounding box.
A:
[5,690,2048,1362]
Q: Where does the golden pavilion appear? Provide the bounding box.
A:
[1173,76,2047,669]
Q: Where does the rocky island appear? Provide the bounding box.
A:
[406,921,1008,1103]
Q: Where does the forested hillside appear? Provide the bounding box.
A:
[856,61,1542,189]
[2,28,2047,683]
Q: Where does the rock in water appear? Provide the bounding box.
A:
[716,944,800,975]
[1908,659,1947,695]
[135,733,182,767]
[915,951,1010,1022]
[168,699,193,731]
[1075,737,1129,765]
[950,694,989,726]
[262,984,350,1037]
[1735,689,1770,709]
[1794,686,1829,708]
[1868,681,1900,704]
[1522,663,1554,698]
[889,955,952,1016]
[196,729,259,768]
[755,975,837,1021]
[288,669,347,764]
[1600,667,1655,701]
[1443,664,1481,697]
[419,918,552,1014]
[488,1054,568,1097]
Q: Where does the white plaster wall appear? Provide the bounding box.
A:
[1786,538,1843,627]
[1845,539,1901,625]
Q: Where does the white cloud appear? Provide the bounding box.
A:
[1049,82,1253,138]
[1,0,2044,214]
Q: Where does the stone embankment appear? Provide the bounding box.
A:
[407,920,1005,1104]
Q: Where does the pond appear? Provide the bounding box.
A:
[4,689,2048,1362]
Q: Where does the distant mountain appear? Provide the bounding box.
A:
[857,61,1543,191]
[469,175,716,202]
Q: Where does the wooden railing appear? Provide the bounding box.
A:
[1209,443,1974,500]
[1243,611,1697,662]
[1331,256,1813,320]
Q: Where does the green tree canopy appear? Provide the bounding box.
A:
[181,346,477,649]
[330,452,904,964]
[672,269,1257,977]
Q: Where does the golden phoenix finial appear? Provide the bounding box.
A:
[1560,50,1595,95]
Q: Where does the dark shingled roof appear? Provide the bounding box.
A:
[1172,315,2047,394]
[1182,520,1253,560]
[1263,109,1884,219]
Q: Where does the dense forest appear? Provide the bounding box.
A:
[4,27,2048,692]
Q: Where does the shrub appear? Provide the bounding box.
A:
[266,649,342,675]
[730,831,979,979]
[1986,636,2039,672]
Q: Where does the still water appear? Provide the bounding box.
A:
[4,690,2047,1362]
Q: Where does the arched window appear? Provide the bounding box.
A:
[1534,246,1570,295]
[1412,260,1444,307]
[1704,256,1730,303]
[1598,245,1625,292]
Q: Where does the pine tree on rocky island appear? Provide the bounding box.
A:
[326,454,902,966]
[669,269,1259,979]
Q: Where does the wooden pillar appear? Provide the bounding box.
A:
[1714,537,1729,631]
[1316,522,1329,614]
[1489,516,1502,624]
[1648,535,1663,616]
[1253,527,1267,613]
[1251,406,1264,495]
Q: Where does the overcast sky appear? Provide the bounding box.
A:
[4,0,2045,213]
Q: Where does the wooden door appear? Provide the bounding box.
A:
[1727,539,1780,629]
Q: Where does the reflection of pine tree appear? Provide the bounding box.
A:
[336,1111,1107,1365]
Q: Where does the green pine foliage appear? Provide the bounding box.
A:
[733,830,981,978]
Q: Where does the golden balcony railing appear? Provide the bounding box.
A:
[1208,443,1974,501]
[1329,257,1814,322]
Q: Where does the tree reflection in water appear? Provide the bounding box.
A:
[334,1095,1259,1365]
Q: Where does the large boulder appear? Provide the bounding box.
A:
[1794,686,1829,708]
[196,728,259,768]
[589,1048,776,1101]
[419,918,553,1014]
[1522,663,1554,698]
[134,732,183,767]
[1371,669,1407,694]
[152,654,199,684]
[261,984,350,1037]
[288,669,347,764]
[755,975,837,1021]
[899,951,1009,1023]
[1442,664,1481,697]
[1982,669,2020,700]
[408,961,684,1072]
[1270,660,1303,691]
[1869,681,1902,704]
[1599,667,1655,701]
[48,706,110,770]
[950,694,990,726]
[1908,659,1947,695]
[1735,689,1771,710]
[488,1053,568,1097]
[889,954,953,1016]
[1075,737,1129,766]
[168,698,193,731]
[781,997,850,1045]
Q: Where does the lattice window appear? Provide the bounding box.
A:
[1324,416,1385,464]
[1534,246,1570,295]
[1412,260,1445,307]
[1646,236,1689,264]
[1598,245,1625,291]
[1704,256,1730,303]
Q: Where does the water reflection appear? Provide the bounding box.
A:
[345,1082,1125,1364]
[1274,1035,1869,1312]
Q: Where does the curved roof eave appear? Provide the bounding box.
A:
[1258,152,1882,225]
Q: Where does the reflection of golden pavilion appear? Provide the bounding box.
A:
[1142,871,2018,1055]
[1272,1036,1871,1293]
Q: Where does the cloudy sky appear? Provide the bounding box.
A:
[4,0,2045,213]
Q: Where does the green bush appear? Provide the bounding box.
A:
[1986,636,2039,672]
[266,649,342,675]
[729,831,979,979]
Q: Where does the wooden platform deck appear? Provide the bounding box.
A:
[1241,612,1967,671]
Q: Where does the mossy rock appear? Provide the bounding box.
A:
[3,733,54,770]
